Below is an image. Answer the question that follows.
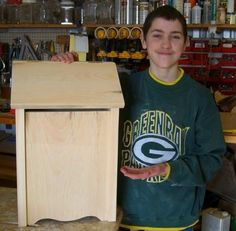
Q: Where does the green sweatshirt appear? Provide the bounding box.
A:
[118,68,226,230]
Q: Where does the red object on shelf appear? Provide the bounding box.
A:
[221,68,236,82]
[192,53,208,65]
[192,66,209,79]
[221,42,236,53]
[191,40,209,52]
[220,54,236,66]
[179,53,192,65]
[9,109,16,115]
[7,0,22,4]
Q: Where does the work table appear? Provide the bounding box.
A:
[0,187,122,231]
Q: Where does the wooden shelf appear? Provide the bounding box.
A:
[1,23,236,29]
[0,23,77,29]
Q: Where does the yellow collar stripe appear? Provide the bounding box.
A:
[148,68,184,86]
[120,219,198,230]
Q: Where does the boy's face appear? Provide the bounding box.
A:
[141,18,187,70]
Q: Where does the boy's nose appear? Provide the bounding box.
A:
[162,37,171,48]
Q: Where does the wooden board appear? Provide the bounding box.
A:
[25,109,119,224]
[0,187,122,231]
[220,112,236,144]
[11,61,124,109]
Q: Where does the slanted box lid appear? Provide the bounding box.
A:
[11,61,125,109]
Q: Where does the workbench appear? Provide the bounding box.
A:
[0,187,122,231]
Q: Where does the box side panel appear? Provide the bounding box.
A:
[15,109,27,227]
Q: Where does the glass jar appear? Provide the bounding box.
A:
[83,0,97,24]
[96,0,113,24]
[60,0,74,25]
[0,3,6,23]
[47,0,61,24]
[33,0,49,23]
[6,3,20,23]
[19,0,36,24]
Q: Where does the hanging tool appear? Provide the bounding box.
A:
[19,35,40,60]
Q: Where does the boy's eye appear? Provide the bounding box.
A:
[172,35,181,39]
[153,34,162,38]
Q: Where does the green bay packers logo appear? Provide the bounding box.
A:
[132,134,178,166]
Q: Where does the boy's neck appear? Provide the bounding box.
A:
[149,67,183,85]
[149,66,181,83]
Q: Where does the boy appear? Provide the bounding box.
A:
[117,5,225,231]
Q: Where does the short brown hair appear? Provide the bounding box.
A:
[143,5,187,42]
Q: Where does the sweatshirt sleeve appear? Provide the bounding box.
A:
[168,90,226,187]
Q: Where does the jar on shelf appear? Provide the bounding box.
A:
[0,2,6,23]
[83,0,97,24]
[60,0,74,25]
[74,0,84,25]
[19,0,36,24]
[33,0,49,23]
[47,0,61,24]
[6,2,20,24]
[96,0,113,24]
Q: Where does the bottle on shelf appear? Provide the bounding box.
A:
[217,3,226,24]
[133,0,139,24]
[120,0,133,25]
[183,0,191,24]
[139,0,149,24]
[202,0,211,24]
[191,2,201,24]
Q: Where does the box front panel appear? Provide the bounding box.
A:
[25,110,119,225]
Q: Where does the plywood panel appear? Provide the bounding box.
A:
[25,110,119,225]
[11,61,124,109]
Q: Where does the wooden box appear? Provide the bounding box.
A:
[11,61,124,227]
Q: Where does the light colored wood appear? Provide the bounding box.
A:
[11,61,124,109]
[25,109,119,225]
[224,135,236,144]
[220,112,236,144]
[0,187,122,231]
[15,109,27,227]
[11,61,123,226]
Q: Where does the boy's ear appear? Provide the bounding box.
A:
[185,36,190,49]
[140,33,147,49]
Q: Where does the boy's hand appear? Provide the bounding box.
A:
[51,52,78,63]
[120,164,169,180]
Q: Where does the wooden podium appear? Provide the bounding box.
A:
[11,61,124,227]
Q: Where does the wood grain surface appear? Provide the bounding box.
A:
[11,61,124,109]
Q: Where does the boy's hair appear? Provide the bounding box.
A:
[143,5,187,42]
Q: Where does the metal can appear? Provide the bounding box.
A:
[133,0,139,24]
[139,0,149,24]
